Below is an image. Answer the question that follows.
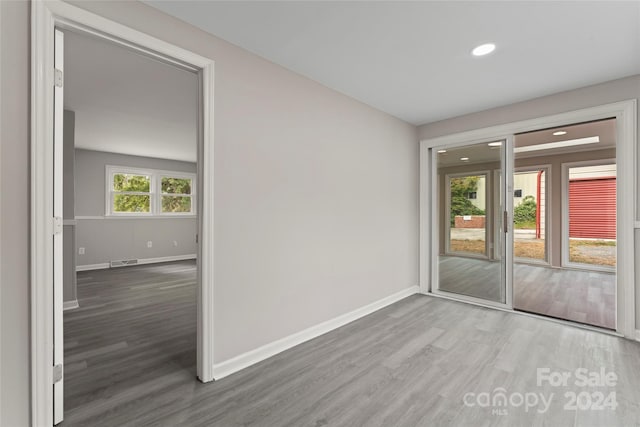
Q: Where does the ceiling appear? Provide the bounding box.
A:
[144,1,640,125]
[65,30,198,162]
[437,118,616,167]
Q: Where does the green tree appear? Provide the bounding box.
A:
[449,176,485,226]
[161,177,192,213]
[113,174,151,213]
[514,195,537,227]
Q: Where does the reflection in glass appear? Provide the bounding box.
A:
[437,141,505,303]
[513,170,546,262]
[568,164,616,267]
[448,175,487,256]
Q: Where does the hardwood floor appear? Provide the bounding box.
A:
[64,261,639,426]
[64,261,197,425]
[439,256,615,329]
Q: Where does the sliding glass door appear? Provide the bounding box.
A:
[424,114,626,334]
[432,139,511,305]
[512,119,617,330]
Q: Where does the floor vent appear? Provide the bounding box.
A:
[110,259,139,268]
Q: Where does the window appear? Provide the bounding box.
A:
[161,176,193,213]
[467,191,477,200]
[514,189,523,197]
[106,166,196,216]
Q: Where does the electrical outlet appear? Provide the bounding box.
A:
[173,240,178,247]
[147,241,153,248]
[78,247,85,255]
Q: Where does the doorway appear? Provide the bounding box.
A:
[60,26,202,425]
[420,101,636,341]
[31,2,215,425]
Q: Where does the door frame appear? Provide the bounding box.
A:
[420,100,637,339]
[31,1,216,425]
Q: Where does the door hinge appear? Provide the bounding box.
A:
[196,234,198,244]
[53,364,63,383]
[54,68,63,88]
[53,216,63,235]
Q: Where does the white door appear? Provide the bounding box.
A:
[53,28,65,425]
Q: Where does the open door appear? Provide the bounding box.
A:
[53,28,65,425]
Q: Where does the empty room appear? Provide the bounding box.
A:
[61,29,201,423]
[2,1,640,427]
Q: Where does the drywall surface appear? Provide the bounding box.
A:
[419,75,640,328]
[75,218,197,266]
[75,149,197,266]
[63,225,77,302]
[64,110,77,302]
[0,2,30,425]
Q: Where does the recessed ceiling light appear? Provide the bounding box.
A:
[472,43,496,57]
[437,149,447,153]
[460,157,470,161]
[553,131,567,136]
[487,141,502,147]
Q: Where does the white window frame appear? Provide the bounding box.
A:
[158,171,197,216]
[105,165,197,217]
[444,170,491,260]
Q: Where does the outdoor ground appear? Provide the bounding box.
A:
[449,228,616,266]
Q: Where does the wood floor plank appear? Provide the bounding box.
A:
[439,256,616,329]
[63,260,640,426]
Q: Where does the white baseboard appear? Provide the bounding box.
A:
[137,254,196,265]
[76,254,196,272]
[63,300,79,311]
[76,263,109,272]
[212,285,420,380]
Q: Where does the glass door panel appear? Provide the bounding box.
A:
[435,140,507,304]
[512,118,617,330]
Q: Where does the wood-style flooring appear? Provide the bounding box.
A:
[63,261,639,426]
[439,256,615,329]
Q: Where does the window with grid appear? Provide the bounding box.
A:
[106,166,196,216]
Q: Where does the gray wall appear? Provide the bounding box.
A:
[419,75,640,328]
[0,1,30,424]
[64,110,77,303]
[75,149,197,266]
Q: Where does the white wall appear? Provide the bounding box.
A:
[419,74,640,327]
[0,1,418,423]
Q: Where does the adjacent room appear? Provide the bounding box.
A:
[60,29,200,422]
